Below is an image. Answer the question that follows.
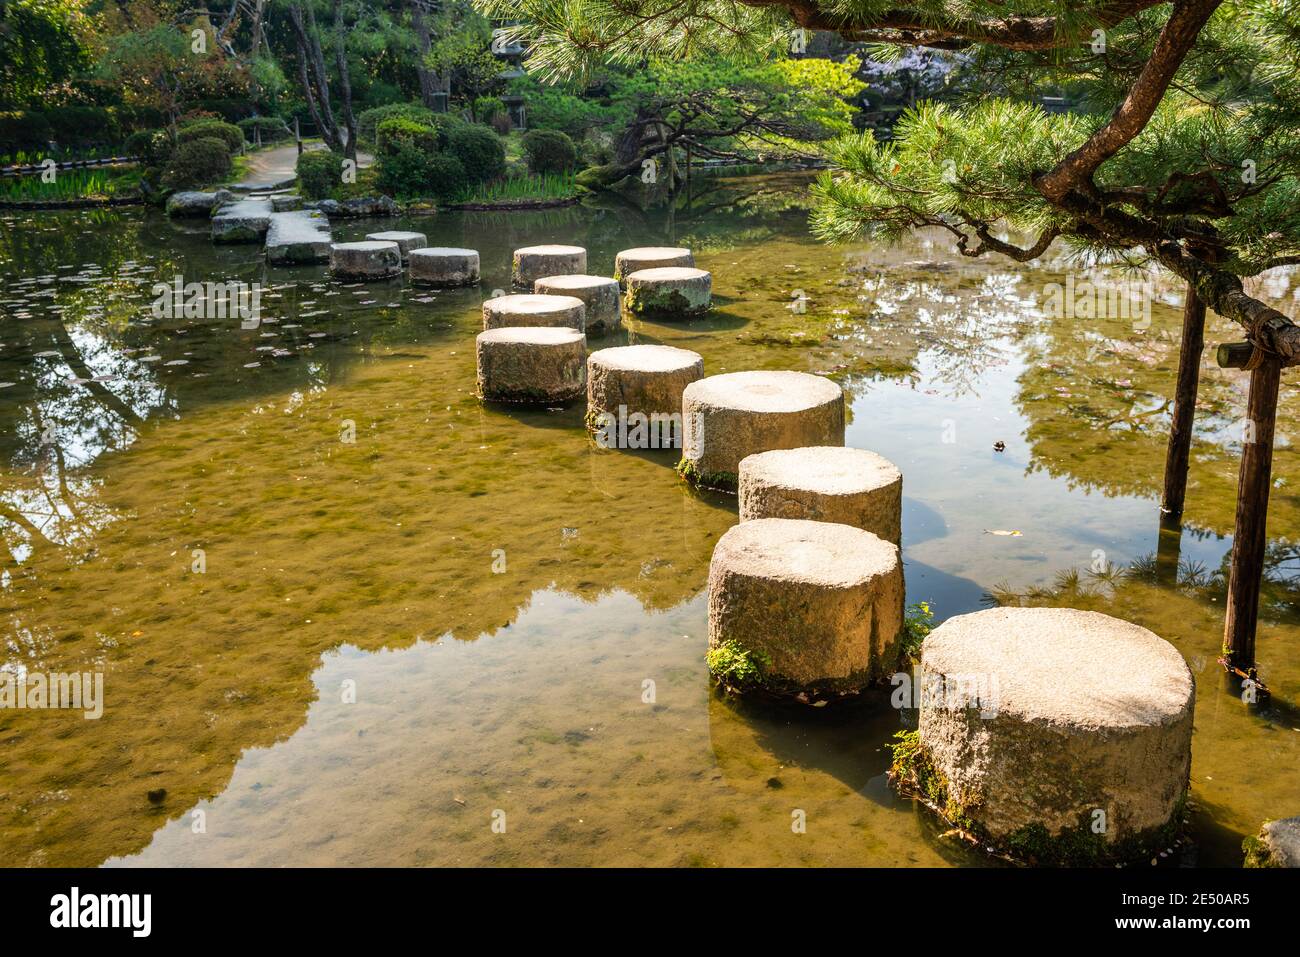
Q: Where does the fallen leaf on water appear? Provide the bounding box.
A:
[984,529,1023,537]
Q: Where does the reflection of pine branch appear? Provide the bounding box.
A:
[48,320,144,426]
[0,503,56,553]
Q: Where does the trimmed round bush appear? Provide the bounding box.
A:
[45,106,120,147]
[177,119,244,154]
[358,102,438,143]
[297,150,343,200]
[446,124,506,184]
[125,129,171,166]
[162,137,231,189]
[376,141,467,200]
[522,129,578,174]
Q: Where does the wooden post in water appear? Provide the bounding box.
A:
[1160,285,1205,518]
[1221,349,1282,676]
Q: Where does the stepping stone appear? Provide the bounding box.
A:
[409,247,479,287]
[365,230,428,262]
[739,446,902,544]
[166,189,233,218]
[512,244,586,288]
[625,267,711,319]
[707,518,903,700]
[679,371,844,491]
[586,344,704,445]
[329,241,401,280]
[476,327,586,404]
[483,293,585,332]
[270,195,302,212]
[1246,817,1300,867]
[614,246,694,285]
[265,211,332,265]
[211,197,272,243]
[534,274,621,335]
[909,607,1195,862]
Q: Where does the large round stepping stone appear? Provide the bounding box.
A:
[365,230,427,262]
[482,293,585,332]
[909,607,1195,861]
[614,246,694,285]
[625,267,711,319]
[679,371,844,491]
[476,327,586,404]
[329,241,401,280]
[535,274,621,335]
[739,446,902,544]
[707,518,903,700]
[512,245,586,288]
[586,344,704,445]
[410,247,480,287]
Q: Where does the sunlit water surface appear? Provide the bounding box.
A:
[1,174,1298,867]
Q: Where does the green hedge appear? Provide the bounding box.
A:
[522,130,578,175]
[163,137,232,189]
[296,150,344,199]
[0,107,124,152]
[376,142,467,201]
[446,123,505,184]
[177,119,244,154]
[124,129,172,167]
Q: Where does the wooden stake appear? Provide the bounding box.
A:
[1222,353,1282,675]
[295,117,302,156]
[1160,285,1205,518]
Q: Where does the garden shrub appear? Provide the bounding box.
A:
[124,128,172,166]
[358,103,438,143]
[44,106,120,147]
[296,150,343,199]
[177,119,244,154]
[473,96,506,122]
[162,136,231,188]
[445,123,505,184]
[376,141,466,200]
[375,117,443,157]
[522,129,578,174]
[489,113,512,136]
[0,112,52,152]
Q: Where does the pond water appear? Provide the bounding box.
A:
[1,174,1298,867]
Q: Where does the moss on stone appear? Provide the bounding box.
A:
[888,731,1188,866]
[706,639,771,693]
[1243,833,1281,868]
[676,457,737,492]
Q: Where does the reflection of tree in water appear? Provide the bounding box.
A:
[1013,275,1300,539]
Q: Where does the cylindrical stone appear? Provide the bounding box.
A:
[680,371,845,491]
[482,293,585,332]
[614,246,694,285]
[364,230,428,262]
[329,241,401,280]
[915,607,1195,854]
[625,267,711,319]
[409,247,480,287]
[476,327,587,404]
[535,274,621,335]
[512,244,586,288]
[739,446,902,544]
[586,344,704,446]
[707,518,903,698]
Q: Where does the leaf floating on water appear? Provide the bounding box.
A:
[984,529,1023,537]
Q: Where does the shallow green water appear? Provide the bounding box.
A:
[1,174,1298,867]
